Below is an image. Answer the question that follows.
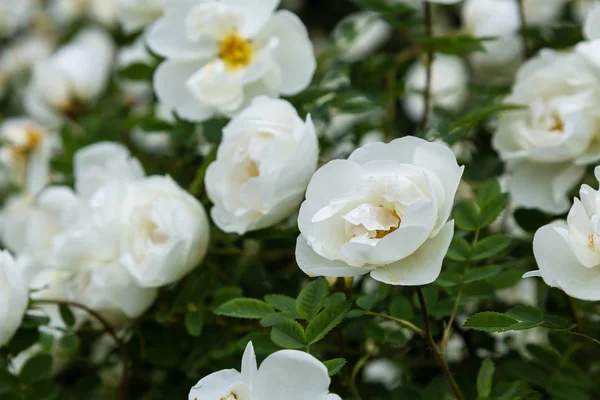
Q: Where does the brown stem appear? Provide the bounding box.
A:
[416,288,464,400]
[35,299,130,400]
[419,1,434,131]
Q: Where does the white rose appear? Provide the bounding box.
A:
[296,136,463,285]
[585,3,600,39]
[0,187,77,279]
[492,49,600,214]
[362,359,401,390]
[206,96,318,234]
[189,341,341,400]
[523,0,568,27]
[0,251,29,348]
[403,54,469,122]
[119,175,211,287]
[147,0,316,121]
[462,0,522,78]
[528,166,600,301]
[0,0,31,38]
[117,0,164,33]
[0,118,60,193]
[25,29,115,126]
[332,12,392,63]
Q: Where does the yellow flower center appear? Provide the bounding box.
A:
[589,233,595,249]
[374,210,401,239]
[10,128,43,160]
[220,394,239,400]
[219,32,253,70]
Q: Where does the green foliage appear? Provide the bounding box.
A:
[214,298,275,319]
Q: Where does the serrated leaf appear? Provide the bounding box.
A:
[260,312,295,327]
[20,354,53,384]
[446,236,471,261]
[346,309,367,319]
[324,292,347,308]
[323,358,347,376]
[296,279,329,321]
[357,292,378,311]
[506,306,544,323]
[435,271,463,287]
[306,301,351,345]
[542,314,575,331]
[476,180,502,208]
[59,304,75,328]
[477,357,495,399]
[471,235,511,261]
[264,294,297,316]
[214,298,274,319]
[478,194,508,228]
[454,202,480,232]
[270,320,306,349]
[464,265,503,283]
[464,312,519,332]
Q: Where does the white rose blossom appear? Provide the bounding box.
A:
[117,0,164,33]
[403,54,470,123]
[25,29,115,126]
[147,0,316,121]
[492,48,600,214]
[296,136,463,285]
[189,342,341,400]
[0,251,29,348]
[332,12,392,63]
[206,96,318,234]
[0,118,60,193]
[528,166,600,301]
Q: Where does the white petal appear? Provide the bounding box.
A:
[253,350,331,400]
[256,10,315,95]
[153,59,214,122]
[508,161,585,214]
[567,199,600,268]
[349,135,424,165]
[370,220,454,286]
[147,0,217,59]
[188,369,242,400]
[533,224,600,301]
[585,4,600,40]
[224,0,280,37]
[241,342,257,385]
[295,234,373,278]
[304,160,363,207]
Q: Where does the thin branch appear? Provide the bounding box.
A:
[349,354,370,400]
[416,288,465,400]
[419,1,434,131]
[34,299,130,400]
[367,311,424,337]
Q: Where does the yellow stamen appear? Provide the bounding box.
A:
[589,233,595,249]
[219,32,253,70]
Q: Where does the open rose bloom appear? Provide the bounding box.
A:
[529,166,600,301]
[147,0,315,121]
[296,136,464,285]
[189,342,340,400]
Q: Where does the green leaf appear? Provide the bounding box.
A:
[451,104,525,129]
[464,312,519,332]
[454,202,480,232]
[478,194,508,228]
[464,265,503,283]
[323,358,347,376]
[346,309,367,319]
[357,292,378,311]
[59,304,75,328]
[214,298,275,319]
[260,312,295,327]
[58,333,80,356]
[389,296,413,321]
[264,295,297,316]
[446,236,471,262]
[305,301,351,345]
[324,293,347,308]
[211,286,243,308]
[296,279,329,321]
[20,354,53,385]
[471,235,511,261]
[185,308,204,337]
[27,380,60,400]
[270,320,306,349]
[477,357,495,400]
[435,271,463,287]
[542,314,575,330]
[118,62,154,81]
[476,180,502,208]
[506,306,544,323]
